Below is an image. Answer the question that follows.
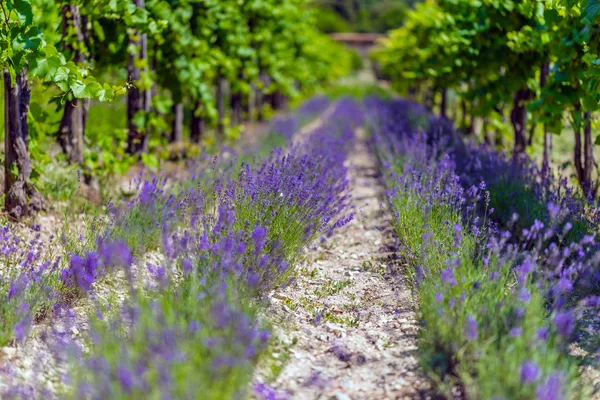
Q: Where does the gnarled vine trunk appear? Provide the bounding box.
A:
[460,99,474,135]
[126,0,151,155]
[574,106,597,198]
[423,87,434,112]
[540,63,552,172]
[231,92,242,126]
[3,70,44,217]
[256,72,269,122]
[58,5,88,165]
[270,91,288,112]
[244,86,253,122]
[190,101,205,144]
[440,88,447,118]
[510,88,532,154]
[216,75,226,136]
[230,72,244,126]
[171,103,183,143]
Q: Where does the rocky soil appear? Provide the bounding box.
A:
[254,132,431,399]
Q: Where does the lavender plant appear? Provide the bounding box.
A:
[368,98,598,398]
[0,226,60,345]
[51,99,360,398]
[0,95,336,352]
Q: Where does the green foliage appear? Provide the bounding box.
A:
[312,0,413,33]
[373,0,545,114]
[0,0,354,215]
[372,0,600,125]
[326,83,392,100]
[0,0,125,100]
[312,7,351,33]
[372,0,600,192]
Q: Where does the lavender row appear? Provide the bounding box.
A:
[367,97,598,398]
[2,97,361,398]
[0,95,333,350]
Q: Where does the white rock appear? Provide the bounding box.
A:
[334,392,351,400]
[2,347,16,356]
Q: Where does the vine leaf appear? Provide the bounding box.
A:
[7,0,33,25]
[583,0,600,21]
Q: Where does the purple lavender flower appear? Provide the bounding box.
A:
[520,360,539,383]
[489,271,501,281]
[453,223,462,246]
[537,326,550,341]
[254,382,288,400]
[517,288,531,303]
[182,259,193,274]
[117,365,134,393]
[553,311,575,338]
[536,373,564,400]
[331,343,352,362]
[554,277,573,294]
[14,311,32,342]
[252,226,269,254]
[464,315,478,341]
[441,268,458,287]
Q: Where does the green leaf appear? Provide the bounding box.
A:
[54,66,69,83]
[70,81,87,98]
[544,8,559,24]
[97,83,116,102]
[7,0,33,25]
[582,95,599,111]
[132,110,147,129]
[141,153,159,172]
[131,8,149,25]
[153,94,174,114]
[92,20,106,42]
[29,54,63,80]
[72,79,102,99]
[583,0,600,21]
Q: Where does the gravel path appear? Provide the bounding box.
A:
[256,132,430,399]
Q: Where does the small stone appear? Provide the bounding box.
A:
[2,347,16,356]
[334,392,351,400]
[355,353,367,365]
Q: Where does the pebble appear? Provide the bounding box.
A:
[1,347,16,356]
[334,392,352,400]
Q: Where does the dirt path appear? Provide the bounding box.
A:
[256,131,430,399]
